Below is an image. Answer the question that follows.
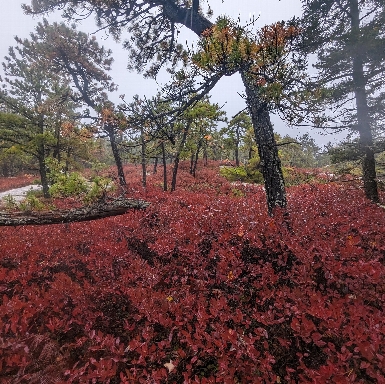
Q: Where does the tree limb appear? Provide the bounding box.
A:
[0,197,149,226]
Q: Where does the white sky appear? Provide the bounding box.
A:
[0,0,345,146]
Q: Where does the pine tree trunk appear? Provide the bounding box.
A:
[235,142,240,167]
[241,71,286,214]
[171,124,189,192]
[140,126,147,188]
[53,119,61,162]
[64,146,71,174]
[235,126,241,166]
[161,141,168,191]
[350,0,379,202]
[190,152,194,174]
[153,157,158,174]
[192,150,198,177]
[37,111,50,198]
[192,140,202,177]
[106,124,126,187]
[38,155,50,198]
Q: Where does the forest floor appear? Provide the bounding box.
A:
[1,162,384,383]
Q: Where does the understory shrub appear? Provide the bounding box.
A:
[283,167,332,186]
[49,171,89,198]
[18,194,45,211]
[84,175,116,203]
[0,162,384,383]
[2,194,17,209]
[220,162,264,184]
[49,173,115,202]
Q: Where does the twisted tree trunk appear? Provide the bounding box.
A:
[106,123,127,187]
[241,72,286,213]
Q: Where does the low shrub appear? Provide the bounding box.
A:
[2,193,17,209]
[0,162,384,383]
[18,194,46,211]
[283,167,333,186]
[49,171,89,198]
[220,163,264,184]
[84,176,116,203]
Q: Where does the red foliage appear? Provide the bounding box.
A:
[1,162,385,383]
[0,174,37,192]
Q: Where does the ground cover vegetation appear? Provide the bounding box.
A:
[0,174,37,192]
[0,162,385,383]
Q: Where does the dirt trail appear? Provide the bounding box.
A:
[0,185,42,202]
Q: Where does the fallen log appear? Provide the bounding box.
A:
[0,197,150,226]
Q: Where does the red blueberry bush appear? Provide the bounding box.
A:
[0,162,385,383]
[0,174,37,193]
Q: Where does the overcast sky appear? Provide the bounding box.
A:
[0,0,344,146]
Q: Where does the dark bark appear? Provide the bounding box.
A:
[106,123,126,187]
[153,157,158,174]
[192,0,199,15]
[0,197,149,226]
[171,123,190,192]
[38,155,50,198]
[203,148,208,166]
[241,72,286,214]
[192,139,202,177]
[235,133,240,167]
[140,126,147,188]
[162,0,212,36]
[350,0,378,202]
[161,141,168,191]
[64,146,71,174]
[190,152,194,174]
[37,110,50,198]
[53,120,61,162]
